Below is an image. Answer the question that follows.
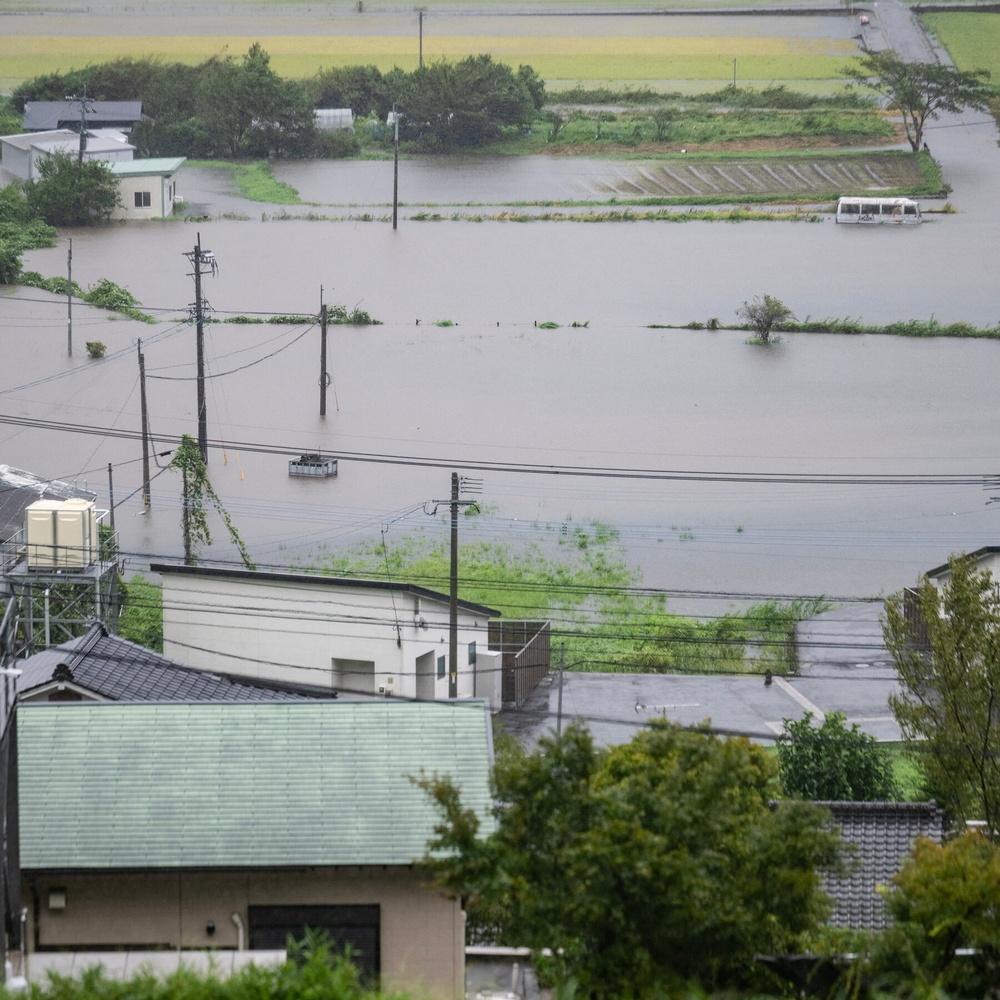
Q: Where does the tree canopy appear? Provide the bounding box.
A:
[883,554,1000,837]
[737,293,793,344]
[777,710,898,801]
[24,153,120,226]
[420,721,842,997]
[843,51,992,153]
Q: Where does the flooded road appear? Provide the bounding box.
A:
[4,97,1000,606]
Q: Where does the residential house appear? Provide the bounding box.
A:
[9,699,493,998]
[22,101,144,134]
[108,158,185,219]
[153,563,506,706]
[0,130,134,182]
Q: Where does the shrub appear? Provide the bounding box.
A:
[85,341,107,359]
[314,128,361,159]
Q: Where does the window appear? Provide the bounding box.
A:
[437,655,446,680]
[468,641,477,665]
[134,191,151,208]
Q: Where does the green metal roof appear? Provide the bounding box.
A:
[17,700,493,871]
[108,157,185,177]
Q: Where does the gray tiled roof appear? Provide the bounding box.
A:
[819,801,944,930]
[17,700,494,869]
[15,625,316,704]
[22,101,143,132]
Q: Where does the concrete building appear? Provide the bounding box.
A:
[153,563,504,706]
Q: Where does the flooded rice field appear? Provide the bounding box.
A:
[4,92,1000,606]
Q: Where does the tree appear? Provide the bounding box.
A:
[170,435,256,570]
[404,55,537,148]
[777,710,898,801]
[843,51,991,153]
[420,721,842,997]
[869,831,1000,995]
[736,293,793,343]
[25,153,120,226]
[883,554,1000,837]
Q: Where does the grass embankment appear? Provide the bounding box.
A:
[298,522,827,675]
[652,317,1000,339]
[186,160,301,204]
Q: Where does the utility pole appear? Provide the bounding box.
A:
[449,472,459,698]
[107,463,116,532]
[183,234,217,463]
[392,105,400,231]
[320,289,329,417]
[66,238,72,356]
[138,339,151,508]
[418,8,426,68]
[65,88,92,164]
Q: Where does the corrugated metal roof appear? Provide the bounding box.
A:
[17,700,493,871]
[23,101,143,132]
[109,158,185,177]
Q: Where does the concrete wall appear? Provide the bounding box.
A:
[160,573,490,703]
[26,867,464,999]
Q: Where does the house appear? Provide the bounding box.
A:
[0,130,134,182]
[10,622,327,712]
[22,101,144,134]
[152,563,506,706]
[108,157,185,219]
[9,699,493,998]
[314,109,354,131]
[820,800,944,930]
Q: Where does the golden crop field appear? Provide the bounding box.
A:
[1,32,860,89]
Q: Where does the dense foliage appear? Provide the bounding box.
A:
[777,710,899,801]
[117,574,164,652]
[420,721,842,997]
[24,153,120,226]
[884,554,1000,837]
[858,832,1000,996]
[14,49,545,155]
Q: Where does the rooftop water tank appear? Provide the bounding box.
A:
[24,498,98,570]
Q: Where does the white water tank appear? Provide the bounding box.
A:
[24,498,98,569]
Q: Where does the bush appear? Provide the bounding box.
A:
[314,128,361,158]
[85,341,107,359]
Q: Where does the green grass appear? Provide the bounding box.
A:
[296,522,827,674]
[921,12,1000,79]
[186,160,302,204]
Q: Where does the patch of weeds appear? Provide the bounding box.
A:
[434,319,455,327]
[736,524,745,533]
[678,531,696,541]
[570,321,590,328]
[686,321,704,329]
[412,212,445,221]
[85,341,106,359]
[707,317,721,330]
[537,321,560,329]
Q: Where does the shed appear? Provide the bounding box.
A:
[314,109,354,132]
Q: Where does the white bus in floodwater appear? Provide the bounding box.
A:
[836,197,922,224]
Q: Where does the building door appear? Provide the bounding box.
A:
[248,904,380,980]
[415,650,435,701]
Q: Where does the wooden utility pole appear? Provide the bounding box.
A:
[66,238,72,356]
[320,296,329,417]
[418,8,426,68]
[138,339,151,508]
[183,233,217,463]
[392,105,400,231]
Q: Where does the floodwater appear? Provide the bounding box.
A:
[4,100,1000,607]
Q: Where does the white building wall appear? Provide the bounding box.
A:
[160,573,491,702]
[0,142,31,181]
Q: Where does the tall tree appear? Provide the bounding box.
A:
[170,435,256,570]
[25,153,120,226]
[843,51,991,153]
[883,554,1000,836]
[777,710,898,801]
[420,721,842,997]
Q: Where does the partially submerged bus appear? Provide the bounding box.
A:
[836,197,922,224]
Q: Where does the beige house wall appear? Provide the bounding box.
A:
[112,173,174,220]
[27,867,463,999]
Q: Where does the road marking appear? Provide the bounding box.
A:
[772,677,825,720]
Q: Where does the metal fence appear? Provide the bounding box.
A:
[488,620,551,708]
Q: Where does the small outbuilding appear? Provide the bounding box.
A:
[108,157,186,219]
[0,130,134,182]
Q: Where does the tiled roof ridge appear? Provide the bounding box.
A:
[818,800,941,813]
